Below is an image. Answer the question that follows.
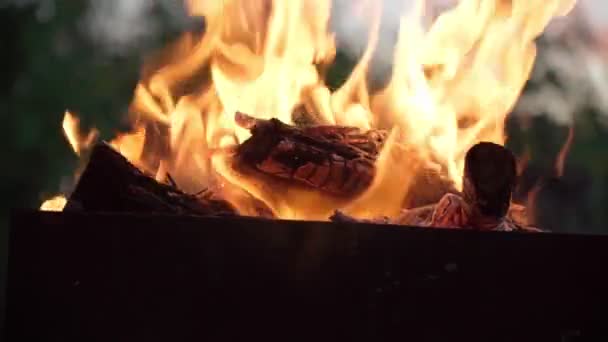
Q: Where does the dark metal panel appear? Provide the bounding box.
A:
[6,211,608,341]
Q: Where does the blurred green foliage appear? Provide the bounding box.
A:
[0,1,183,331]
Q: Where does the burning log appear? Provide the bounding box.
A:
[463,142,516,220]
[428,142,539,231]
[329,210,390,224]
[402,168,460,208]
[332,142,540,232]
[67,142,236,216]
[395,205,436,226]
[234,112,388,197]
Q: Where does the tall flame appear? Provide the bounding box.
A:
[42,0,576,219]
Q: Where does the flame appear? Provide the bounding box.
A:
[62,110,99,156]
[40,195,67,212]
[41,111,99,211]
[42,0,576,219]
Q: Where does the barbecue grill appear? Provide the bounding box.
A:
[7,211,608,341]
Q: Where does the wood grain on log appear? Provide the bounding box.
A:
[67,142,236,216]
[235,112,388,197]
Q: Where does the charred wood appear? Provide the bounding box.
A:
[329,210,390,224]
[67,142,236,216]
[331,142,540,232]
[235,112,388,197]
[463,142,517,219]
[428,142,539,231]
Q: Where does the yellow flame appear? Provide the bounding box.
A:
[40,195,67,212]
[110,126,146,168]
[361,0,575,207]
[40,111,99,212]
[43,0,577,219]
[62,110,99,156]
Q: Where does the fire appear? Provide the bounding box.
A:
[40,111,98,210]
[40,195,67,212]
[62,110,99,156]
[41,0,576,220]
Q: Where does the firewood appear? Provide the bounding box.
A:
[333,200,540,232]
[327,143,539,231]
[507,203,529,227]
[463,142,517,220]
[396,200,533,230]
[395,205,436,226]
[426,142,540,231]
[234,112,388,197]
[329,210,390,224]
[428,193,475,229]
[67,142,236,216]
[402,168,460,208]
[328,206,434,226]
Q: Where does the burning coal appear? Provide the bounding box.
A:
[41,0,576,231]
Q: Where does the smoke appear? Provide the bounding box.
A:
[515,4,608,125]
[330,0,454,68]
[333,1,459,47]
[3,0,190,56]
[580,0,608,32]
[81,0,161,54]
[6,0,608,123]
[329,0,608,125]
[81,0,193,56]
[330,0,409,58]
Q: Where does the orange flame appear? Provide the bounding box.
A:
[41,0,577,219]
[40,111,99,211]
[62,110,99,156]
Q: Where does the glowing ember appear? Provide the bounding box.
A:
[41,0,576,221]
